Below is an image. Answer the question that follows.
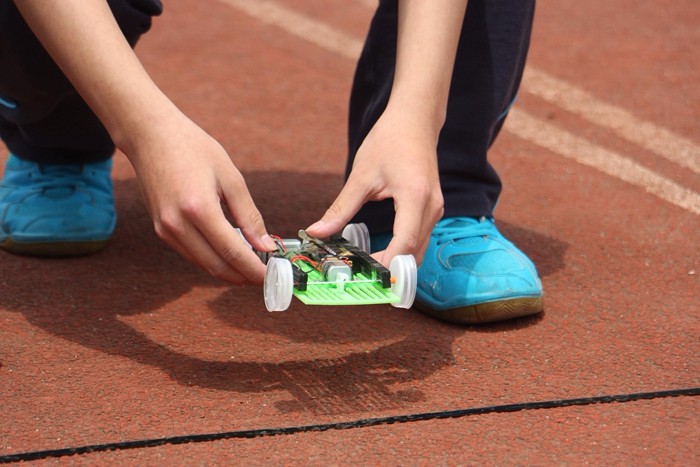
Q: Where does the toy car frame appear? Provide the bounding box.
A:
[258,224,416,312]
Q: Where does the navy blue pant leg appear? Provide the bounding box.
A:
[0,0,163,164]
[348,0,535,233]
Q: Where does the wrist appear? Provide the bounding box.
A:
[384,93,447,142]
[107,90,183,161]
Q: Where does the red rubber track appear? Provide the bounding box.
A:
[1,0,698,463]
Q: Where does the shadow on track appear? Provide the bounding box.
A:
[1,171,567,415]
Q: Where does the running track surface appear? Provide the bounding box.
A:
[1,0,698,464]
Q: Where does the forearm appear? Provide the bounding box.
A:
[14,1,275,282]
[13,0,175,159]
[388,0,468,140]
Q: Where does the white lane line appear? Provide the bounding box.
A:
[508,109,700,215]
[216,0,700,215]
[218,0,362,60]
[355,0,700,176]
[521,68,700,175]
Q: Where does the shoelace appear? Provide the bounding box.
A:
[434,217,496,245]
[31,164,87,191]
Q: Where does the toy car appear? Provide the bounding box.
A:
[258,223,416,312]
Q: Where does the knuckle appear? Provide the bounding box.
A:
[220,245,246,265]
[229,276,248,286]
[153,221,167,239]
[402,233,421,252]
[244,208,265,229]
[155,210,182,237]
[179,198,207,221]
[405,234,421,253]
[205,264,231,281]
[325,201,344,218]
[411,181,433,199]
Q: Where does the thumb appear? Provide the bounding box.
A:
[305,181,368,238]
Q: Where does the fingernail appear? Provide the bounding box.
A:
[261,234,276,250]
[306,220,325,232]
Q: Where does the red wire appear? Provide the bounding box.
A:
[269,234,286,253]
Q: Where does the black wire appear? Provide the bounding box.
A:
[2,387,698,463]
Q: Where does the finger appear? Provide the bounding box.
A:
[382,195,442,264]
[222,172,277,252]
[416,231,432,265]
[371,228,431,267]
[370,249,386,265]
[380,196,428,266]
[156,217,252,285]
[192,207,268,284]
[305,175,371,238]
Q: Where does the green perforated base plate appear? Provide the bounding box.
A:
[293,270,399,306]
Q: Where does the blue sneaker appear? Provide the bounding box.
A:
[371,217,543,323]
[0,154,116,256]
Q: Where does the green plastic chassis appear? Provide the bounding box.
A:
[288,254,401,306]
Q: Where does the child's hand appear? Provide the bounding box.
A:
[306,0,467,266]
[306,106,444,266]
[14,0,276,284]
[129,113,276,284]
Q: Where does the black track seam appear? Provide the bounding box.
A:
[2,387,698,463]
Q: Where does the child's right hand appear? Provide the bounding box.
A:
[127,111,277,285]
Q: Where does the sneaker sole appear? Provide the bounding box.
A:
[414,296,544,324]
[0,238,111,257]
